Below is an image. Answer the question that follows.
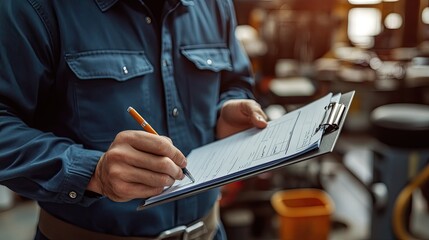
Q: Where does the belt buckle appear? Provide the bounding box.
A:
[157,221,205,240]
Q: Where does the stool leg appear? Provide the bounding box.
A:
[371,149,410,240]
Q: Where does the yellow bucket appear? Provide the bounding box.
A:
[271,188,334,240]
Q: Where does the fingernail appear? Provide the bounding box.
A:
[181,157,187,168]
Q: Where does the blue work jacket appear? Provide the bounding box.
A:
[0,0,254,237]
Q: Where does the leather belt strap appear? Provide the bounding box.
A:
[38,202,219,240]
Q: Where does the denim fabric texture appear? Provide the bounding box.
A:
[0,0,254,237]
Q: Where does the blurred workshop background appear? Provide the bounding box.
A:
[1,0,429,239]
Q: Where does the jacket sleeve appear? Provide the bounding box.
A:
[0,1,102,206]
[217,0,256,111]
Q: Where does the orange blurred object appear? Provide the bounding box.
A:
[271,188,334,240]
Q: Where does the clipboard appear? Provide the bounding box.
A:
[137,91,355,210]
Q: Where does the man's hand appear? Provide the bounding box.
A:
[87,130,187,202]
[216,99,268,139]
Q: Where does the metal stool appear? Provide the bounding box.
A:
[370,103,429,240]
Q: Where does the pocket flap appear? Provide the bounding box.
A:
[65,50,153,81]
[181,47,233,72]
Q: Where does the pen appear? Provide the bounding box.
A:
[127,106,195,183]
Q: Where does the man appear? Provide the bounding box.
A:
[0,0,267,239]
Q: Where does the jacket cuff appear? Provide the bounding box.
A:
[217,87,255,116]
[58,146,104,206]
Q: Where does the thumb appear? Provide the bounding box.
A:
[240,101,267,128]
[251,112,268,129]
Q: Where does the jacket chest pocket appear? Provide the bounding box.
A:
[65,50,154,143]
[180,45,232,134]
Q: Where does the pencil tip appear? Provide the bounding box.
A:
[182,168,195,183]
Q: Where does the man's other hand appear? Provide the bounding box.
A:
[216,99,268,139]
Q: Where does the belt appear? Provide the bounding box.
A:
[38,202,219,240]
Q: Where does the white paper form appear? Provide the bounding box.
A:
[142,93,334,207]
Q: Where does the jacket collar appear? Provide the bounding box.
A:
[94,0,119,12]
[94,0,194,12]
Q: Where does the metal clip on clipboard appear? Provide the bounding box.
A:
[318,102,346,134]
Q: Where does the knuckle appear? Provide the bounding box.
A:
[158,138,175,156]
[115,131,129,142]
[173,152,186,167]
[162,136,173,144]
[157,157,172,170]
[108,165,124,180]
[159,174,173,186]
[107,148,123,160]
[171,150,180,162]
[154,137,168,152]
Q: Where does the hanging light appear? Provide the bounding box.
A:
[385,13,403,29]
[348,8,382,48]
[423,7,429,25]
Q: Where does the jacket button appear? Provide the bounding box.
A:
[206,59,213,65]
[146,17,152,24]
[69,191,77,199]
[172,108,179,117]
[162,60,168,67]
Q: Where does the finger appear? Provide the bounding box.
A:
[159,136,188,169]
[139,133,187,168]
[240,100,261,116]
[102,138,184,180]
[241,101,268,127]
[120,148,184,180]
[117,131,188,168]
[251,111,268,129]
[115,164,177,188]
